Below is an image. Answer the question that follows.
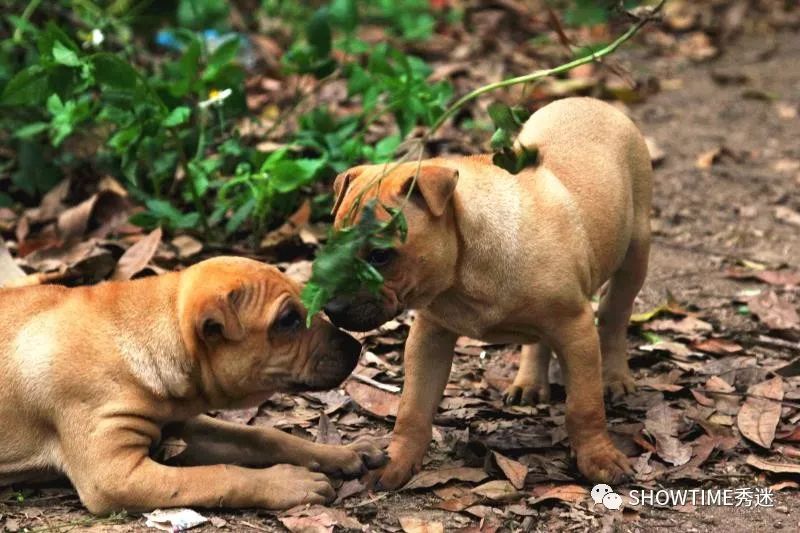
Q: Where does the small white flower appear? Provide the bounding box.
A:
[90,28,104,47]
[198,88,232,109]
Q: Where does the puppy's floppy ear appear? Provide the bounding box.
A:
[195,288,246,344]
[331,171,353,217]
[403,166,459,217]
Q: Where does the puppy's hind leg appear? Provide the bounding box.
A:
[503,343,552,405]
[597,231,650,399]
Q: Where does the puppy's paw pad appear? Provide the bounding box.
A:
[503,383,550,405]
[264,466,335,508]
[576,442,632,485]
[603,373,637,400]
[348,439,388,469]
[375,461,417,491]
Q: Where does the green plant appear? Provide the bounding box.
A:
[301,200,407,326]
[300,0,666,321]
[1,0,454,241]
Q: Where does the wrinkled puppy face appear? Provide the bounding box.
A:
[180,258,361,406]
[324,162,460,332]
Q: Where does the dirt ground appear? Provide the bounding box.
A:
[2,18,800,533]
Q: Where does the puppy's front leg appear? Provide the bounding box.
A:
[546,305,633,484]
[167,415,385,476]
[378,315,458,490]
[63,425,334,514]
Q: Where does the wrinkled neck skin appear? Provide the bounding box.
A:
[398,204,461,312]
[99,273,265,418]
[92,273,207,417]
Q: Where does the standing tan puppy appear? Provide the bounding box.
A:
[0,257,384,514]
[325,97,651,488]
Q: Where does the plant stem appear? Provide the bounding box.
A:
[13,0,44,43]
[189,110,210,235]
[425,0,666,139]
[348,1,665,224]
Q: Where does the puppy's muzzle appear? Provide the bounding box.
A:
[324,295,399,332]
[292,328,361,391]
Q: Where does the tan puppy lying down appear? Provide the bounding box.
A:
[324,97,652,488]
[0,257,384,514]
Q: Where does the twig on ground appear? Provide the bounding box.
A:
[351,373,402,393]
[756,335,800,352]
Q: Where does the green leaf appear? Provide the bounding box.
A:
[492,146,538,175]
[487,102,518,132]
[301,283,328,327]
[269,159,324,193]
[329,0,359,33]
[108,123,141,153]
[52,41,82,67]
[301,200,408,322]
[91,54,138,90]
[46,93,64,114]
[172,38,201,97]
[307,9,332,56]
[162,106,191,127]
[371,134,401,162]
[140,199,200,230]
[15,122,49,139]
[209,36,240,69]
[640,331,662,344]
[226,197,255,234]
[490,127,512,151]
[1,66,49,105]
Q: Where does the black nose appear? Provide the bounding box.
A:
[323,297,349,317]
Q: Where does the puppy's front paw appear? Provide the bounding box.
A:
[310,440,387,478]
[375,457,418,491]
[603,370,637,400]
[575,439,633,485]
[503,382,550,405]
[261,465,335,509]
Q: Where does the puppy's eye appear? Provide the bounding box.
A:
[275,308,303,331]
[366,248,394,267]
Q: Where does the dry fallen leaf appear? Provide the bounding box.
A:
[23,239,115,282]
[399,516,444,533]
[745,455,800,475]
[435,492,479,512]
[315,412,342,446]
[695,146,738,169]
[644,316,713,334]
[737,377,784,449]
[153,436,188,462]
[280,505,363,533]
[402,467,488,491]
[726,268,800,287]
[645,403,692,466]
[691,338,743,355]
[57,190,129,242]
[529,484,589,506]
[344,380,400,418]
[746,290,800,331]
[470,480,521,502]
[0,238,25,287]
[213,406,259,425]
[704,376,740,415]
[492,451,528,489]
[171,235,203,259]
[775,206,800,228]
[112,227,162,281]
